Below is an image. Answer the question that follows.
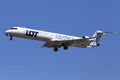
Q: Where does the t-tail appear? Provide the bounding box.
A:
[92,30,105,45]
[88,30,113,48]
[87,30,104,47]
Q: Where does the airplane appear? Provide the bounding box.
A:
[5,26,111,52]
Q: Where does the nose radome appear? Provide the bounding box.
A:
[5,30,9,33]
[5,30,11,36]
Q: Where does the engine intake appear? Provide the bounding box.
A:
[82,36,89,38]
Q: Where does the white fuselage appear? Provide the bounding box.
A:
[5,27,81,42]
[5,27,105,51]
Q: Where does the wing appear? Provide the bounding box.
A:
[41,37,94,48]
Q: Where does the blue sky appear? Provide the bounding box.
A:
[0,0,120,80]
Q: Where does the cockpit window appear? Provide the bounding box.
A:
[10,28,18,30]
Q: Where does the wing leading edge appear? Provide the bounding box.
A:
[41,37,95,48]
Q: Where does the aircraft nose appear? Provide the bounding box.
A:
[5,30,11,36]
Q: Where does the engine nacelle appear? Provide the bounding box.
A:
[87,42,100,48]
[82,35,89,38]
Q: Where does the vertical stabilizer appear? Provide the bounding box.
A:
[92,30,105,44]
